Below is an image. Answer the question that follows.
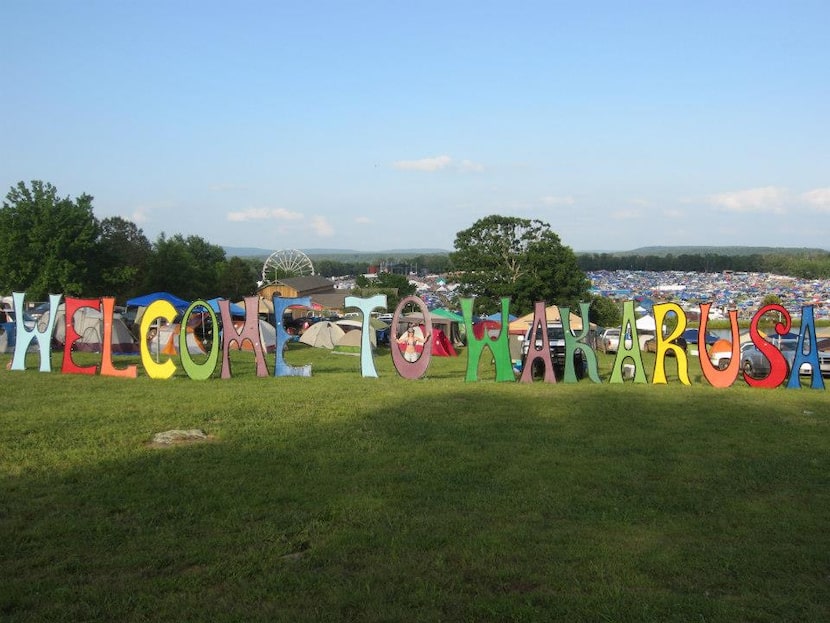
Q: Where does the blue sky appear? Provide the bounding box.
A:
[2,1,828,253]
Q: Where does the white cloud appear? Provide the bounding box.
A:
[208,183,246,192]
[708,186,789,214]
[611,209,643,220]
[393,155,452,171]
[662,208,684,219]
[458,159,485,172]
[802,187,830,211]
[311,216,334,237]
[131,208,149,224]
[354,216,372,224]
[540,195,576,207]
[392,154,483,172]
[226,207,303,222]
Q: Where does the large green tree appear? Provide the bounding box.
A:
[95,216,152,300]
[142,234,226,300]
[0,180,100,298]
[450,215,589,315]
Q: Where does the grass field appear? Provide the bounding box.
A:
[1,345,828,622]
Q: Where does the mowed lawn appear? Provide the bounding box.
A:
[1,345,828,622]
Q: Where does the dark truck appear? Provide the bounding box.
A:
[519,322,587,380]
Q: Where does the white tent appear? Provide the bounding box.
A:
[635,315,657,331]
[299,321,345,349]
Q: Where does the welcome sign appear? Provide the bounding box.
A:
[5,291,826,390]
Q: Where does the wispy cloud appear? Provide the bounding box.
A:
[393,155,452,171]
[354,216,373,224]
[540,195,576,207]
[802,187,830,211]
[459,159,485,172]
[708,186,789,214]
[392,154,483,172]
[226,208,303,222]
[611,209,643,220]
[311,216,334,237]
[208,183,247,192]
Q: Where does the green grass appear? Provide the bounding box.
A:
[1,346,829,622]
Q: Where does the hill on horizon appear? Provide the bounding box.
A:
[222,246,451,259]
[612,245,828,257]
[225,245,829,260]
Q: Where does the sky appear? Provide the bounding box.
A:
[1,1,828,253]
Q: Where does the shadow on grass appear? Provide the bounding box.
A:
[1,383,829,622]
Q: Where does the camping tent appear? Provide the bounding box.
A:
[148,324,209,356]
[334,328,376,354]
[299,321,345,349]
[431,328,457,357]
[46,304,138,354]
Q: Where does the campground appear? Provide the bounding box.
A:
[1,344,828,622]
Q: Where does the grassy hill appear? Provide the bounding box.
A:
[2,347,828,622]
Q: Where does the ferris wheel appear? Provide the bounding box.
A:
[261,249,315,284]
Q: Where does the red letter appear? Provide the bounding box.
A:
[744,304,791,389]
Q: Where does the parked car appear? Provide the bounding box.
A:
[518,322,587,380]
[643,335,688,355]
[597,327,620,353]
[709,343,738,370]
[681,328,719,347]
[741,338,830,379]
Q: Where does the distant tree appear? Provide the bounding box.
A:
[217,257,260,300]
[354,271,417,311]
[588,295,622,327]
[142,234,226,299]
[450,215,589,315]
[0,180,100,298]
[95,216,152,300]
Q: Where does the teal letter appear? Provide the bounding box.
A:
[345,294,387,378]
[11,292,61,372]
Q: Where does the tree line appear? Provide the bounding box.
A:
[577,252,830,279]
[0,181,451,303]
[0,181,262,302]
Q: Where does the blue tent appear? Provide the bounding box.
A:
[204,297,246,317]
[126,292,189,310]
[485,311,517,322]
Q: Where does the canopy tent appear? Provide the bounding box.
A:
[635,315,657,331]
[204,297,246,317]
[485,311,517,322]
[430,308,464,323]
[126,292,189,309]
[508,305,596,335]
[234,297,274,315]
